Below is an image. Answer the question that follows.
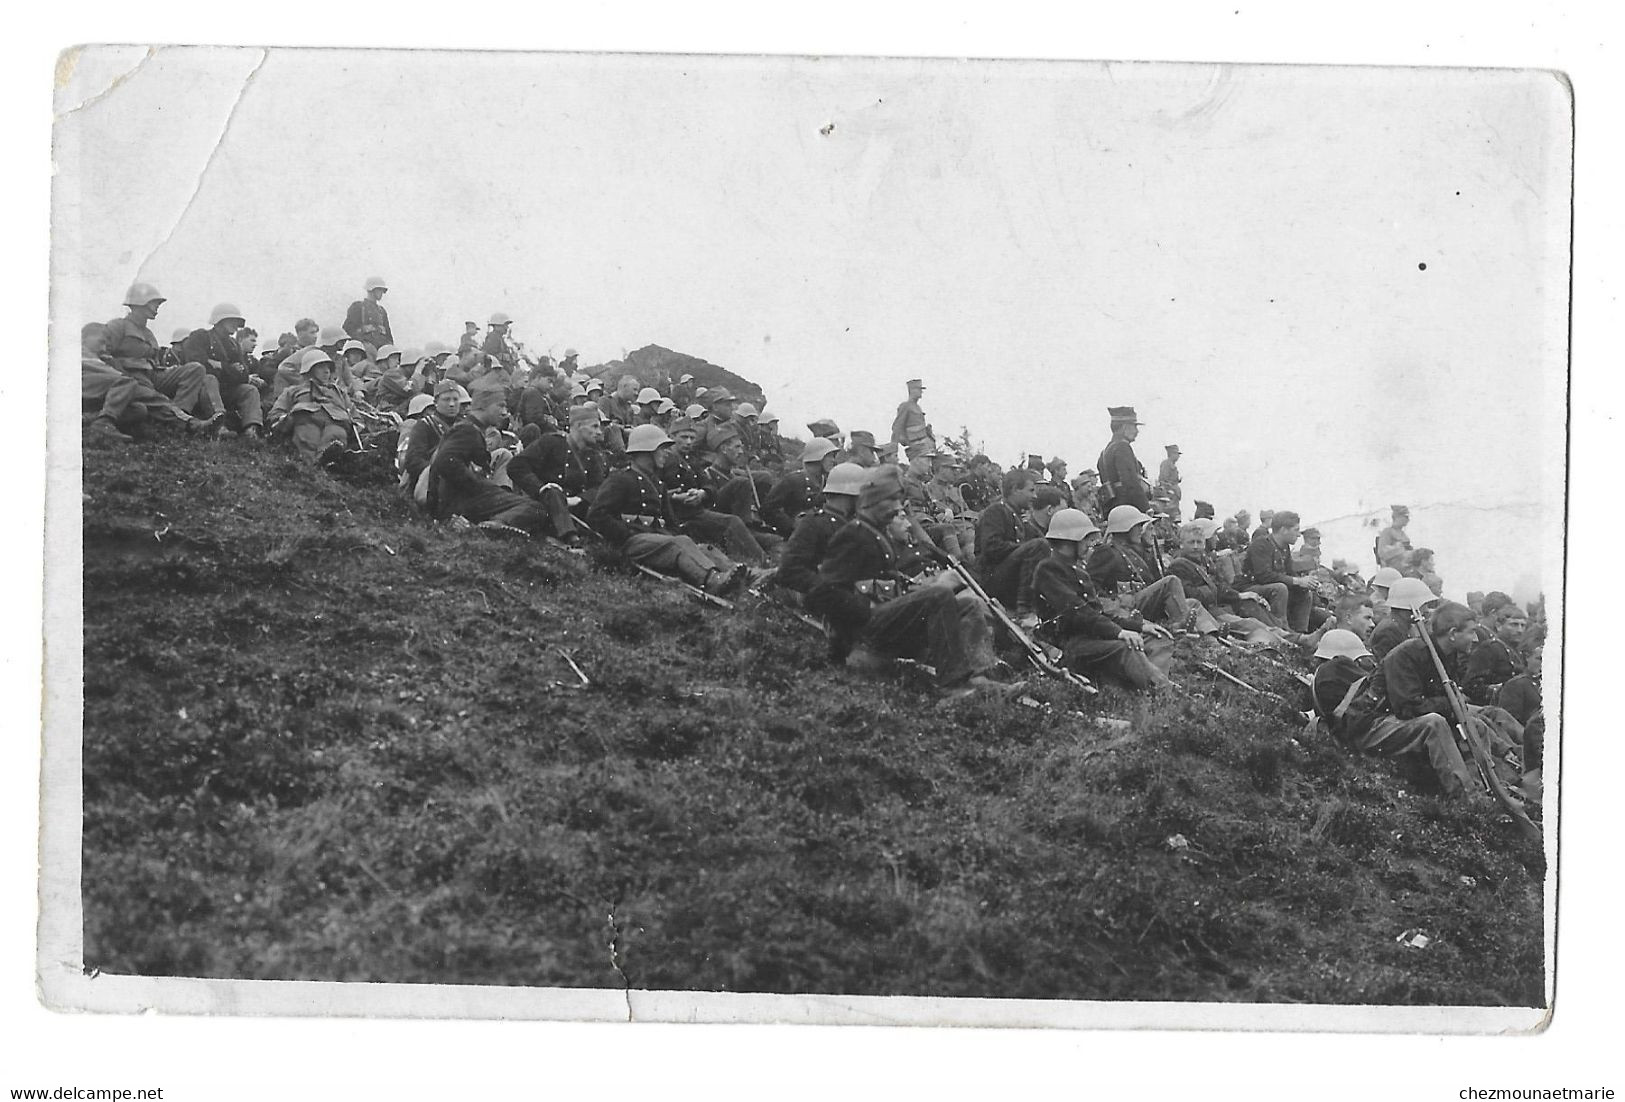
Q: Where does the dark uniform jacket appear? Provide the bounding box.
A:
[700,461,762,523]
[1031,553,1142,640]
[1496,674,1542,727]
[427,420,502,520]
[482,330,516,368]
[1370,637,1463,721]
[660,451,714,517]
[1464,639,1527,705]
[778,506,848,594]
[1367,615,1412,662]
[1165,551,1241,611]
[179,326,253,389]
[974,501,1033,572]
[1086,538,1158,594]
[1242,533,1300,587]
[343,299,393,348]
[987,536,1049,611]
[1311,656,1377,740]
[508,434,608,502]
[805,517,901,640]
[762,469,820,536]
[600,394,637,428]
[1096,438,1149,512]
[400,413,456,489]
[515,389,567,432]
[587,466,672,546]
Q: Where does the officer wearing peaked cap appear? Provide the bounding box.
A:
[1096,406,1151,514]
[891,378,935,461]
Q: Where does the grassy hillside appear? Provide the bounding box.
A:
[79,432,1545,1005]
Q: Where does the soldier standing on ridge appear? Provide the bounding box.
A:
[1376,504,1414,571]
[1096,406,1151,514]
[1157,444,1182,516]
[344,276,393,355]
[891,378,935,461]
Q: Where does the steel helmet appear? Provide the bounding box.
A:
[801,438,839,463]
[406,394,436,417]
[170,327,193,343]
[1046,508,1100,542]
[123,282,166,307]
[654,398,677,415]
[298,350,335,375]
[758,408,779,425]
[636,387,663,404]
[625,424,673,454]
[208,302,245,326]
[340,339,369,356]
[375,343,401,362]
[685,403,706,420]
[1314,628,1374,662]
[563,347,579,358]
[570,382,589,399]
[363,275,389,292]
[822,462,867,497]
[319,325,346,345]
[488,312,512,327]
[585,379,605,393]
[735,402,759,419]
[400,347,425,367]
[1370,566,1404,590]
[1104,504,1155,535]
[454,385,472,404]
[1386,577,1441,612]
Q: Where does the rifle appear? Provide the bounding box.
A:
[1416,623,1540,841]
[946,559,1097,695]
[633,562,735,610]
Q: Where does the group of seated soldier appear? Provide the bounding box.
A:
[81,279,1549,810]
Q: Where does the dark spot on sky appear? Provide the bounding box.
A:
[1418,263,1427,271]
[820,123,835,136]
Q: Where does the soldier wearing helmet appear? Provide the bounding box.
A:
[397,381,465,508]
[761,438,839,539]
[266,351,358,464]
[344,277,394,355]
[1367,576,1440,662]
[588,425,754,597]
[1087,505,1217,634]
[179,303,265,439]
[100,282,212,426]
[654,417,772,565]
[700,423,778,548]
[1359,602,1525,800]
[777,462,866,595]
[482,313,518,371]
[1030,508,1172,690]
[805,466,1007,699]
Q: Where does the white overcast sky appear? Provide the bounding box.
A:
[53,46,1569,597]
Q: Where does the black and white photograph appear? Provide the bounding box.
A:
[18,6,1615,1095]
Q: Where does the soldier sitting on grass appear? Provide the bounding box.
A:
[587,425,753,597]
[974,468,1039,576]
[776,462,865,596]
[1368,577,1439,661]
[660,418,773,566]
[1164,522,1283,643]
[1029,508,1172,691]
[398,381,464,508]
[805,465,1007,700]
[1352,601,1524,802]
[426,388,547,536]
[1087,505,1216,634]
[1465,604,1529,705]
[266,350,357,465]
